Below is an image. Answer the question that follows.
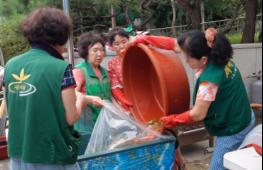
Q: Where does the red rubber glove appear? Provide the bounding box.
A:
[112,88,133,110]
[245,144,262,156]
[160,111,194,129]
[133,35,177,51]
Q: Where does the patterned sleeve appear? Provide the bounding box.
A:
[196,81,218,102]
[108,60,123,89]
[61,65,76,90]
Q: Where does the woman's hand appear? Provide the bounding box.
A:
[76,91,103,108]
[62,89,84,125]
[90,96,103,107]
[160,111,194,129]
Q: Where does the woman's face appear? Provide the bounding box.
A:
[87,42,105,67]
[182,52,208,71]
[111,35,129,57]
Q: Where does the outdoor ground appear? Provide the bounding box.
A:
[182,141,212,170]
[0,159,8,170]
[0,140,212,170]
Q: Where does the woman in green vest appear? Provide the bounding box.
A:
[160,28,255,170]
[73,32,111,155]
[3,7,91,170]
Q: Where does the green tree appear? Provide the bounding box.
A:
[0,0,26,16]
[175,0,202,29]
[204,0,244,21]
[0,15,30,62]
[0,0,61,17]
[91,0,139,28]
[242,0,258,43]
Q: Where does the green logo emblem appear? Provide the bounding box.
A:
[8,68,37,96]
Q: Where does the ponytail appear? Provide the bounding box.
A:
[178,28,233,66]
[209,33,233,65]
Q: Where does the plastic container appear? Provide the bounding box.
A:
[122,44,190,125]
[78,138,175,170]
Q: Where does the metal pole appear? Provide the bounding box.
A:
[0,48,5,66]
[63,0,74,65]
[200,0,205,31]
[111,5,116,29]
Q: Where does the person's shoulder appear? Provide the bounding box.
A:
[46,53,69,66]
[47,58,69,70]
[206,63,225,72]
[5,51,31,67]
[201,63,226,84]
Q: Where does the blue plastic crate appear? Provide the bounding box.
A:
[78,138,175,170]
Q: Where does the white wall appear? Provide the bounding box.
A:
[232,43,262,96]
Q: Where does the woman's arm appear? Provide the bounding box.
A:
[161,82,217,128]
[0,98,6,118]
[190,100,211,121]
[62,88,82,125]
[132,35,180,52]
[62,88,94,125]
[108,60,132,110]
[62,66,92,125]
[191,81,218,121]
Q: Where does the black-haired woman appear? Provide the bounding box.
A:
[161,28,255,170]
[73,32,111,155]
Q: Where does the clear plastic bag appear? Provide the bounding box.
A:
[85,100,168,154]
[239,124,262,149]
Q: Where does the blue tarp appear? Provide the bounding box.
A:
[78,139,175,170]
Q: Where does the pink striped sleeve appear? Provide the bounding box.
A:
[196,82,218,101]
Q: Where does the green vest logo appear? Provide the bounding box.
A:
[225,61,233,78]
[8,68,37,96]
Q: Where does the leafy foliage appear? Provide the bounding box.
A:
[0,15,30,62]
[0,0,261,62]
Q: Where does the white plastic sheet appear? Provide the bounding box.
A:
[85,100,167,154]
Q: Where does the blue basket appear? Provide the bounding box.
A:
[78,138,175,170]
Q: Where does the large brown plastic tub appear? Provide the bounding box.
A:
[122,44,190,125]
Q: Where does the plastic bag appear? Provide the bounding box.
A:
[85,100,168,154]
[239,124,262,149]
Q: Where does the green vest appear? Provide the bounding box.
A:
[4,49,80,164]
[74,61,111,134]
[193,61,251,136]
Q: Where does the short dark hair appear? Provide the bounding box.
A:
[21,7,73,46]
[178,30,233,65]
[77,31,105,59]
[107,27,130,46]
